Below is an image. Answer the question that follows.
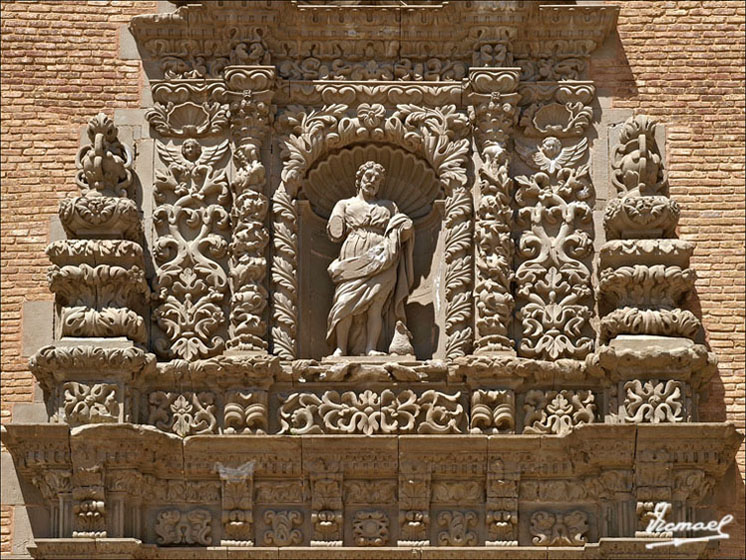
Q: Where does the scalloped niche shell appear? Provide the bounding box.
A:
[304,144,442,219]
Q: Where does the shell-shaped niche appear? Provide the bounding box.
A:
[305,144,441,219]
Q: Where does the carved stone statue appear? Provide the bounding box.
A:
[326,161,415,357]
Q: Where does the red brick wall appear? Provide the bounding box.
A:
[591,2,745,557]
[0,1,157,554]
[1,1,744,557]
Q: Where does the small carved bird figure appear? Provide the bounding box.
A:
[515,135,588,176]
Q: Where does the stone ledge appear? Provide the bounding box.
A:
[27,537,715,559]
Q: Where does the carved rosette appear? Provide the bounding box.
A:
[225,67,275,353]
[274,101,469,359]
[469,69,520,355]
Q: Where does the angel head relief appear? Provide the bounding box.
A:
[326,161,416,358]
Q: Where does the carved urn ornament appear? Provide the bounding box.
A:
[2,2,741,558]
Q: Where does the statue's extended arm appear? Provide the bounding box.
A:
[327,200,347,242]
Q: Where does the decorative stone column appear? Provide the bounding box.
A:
[31,113,153,428]
[468,68,521,355]
[598,115,711,422]
[225,66,276,353]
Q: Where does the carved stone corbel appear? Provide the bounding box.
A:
[225,66,276,354]
[468,68,521,355]
[216,461,255,546]
[398,460,431,546]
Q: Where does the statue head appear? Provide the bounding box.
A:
[181,139,202,162]
[355,161,386,199]
[540,136,562,159]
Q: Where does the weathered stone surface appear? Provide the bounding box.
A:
[4,1,742,557]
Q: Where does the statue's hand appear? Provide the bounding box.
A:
[400,219,414,242]
[327,214,345,241]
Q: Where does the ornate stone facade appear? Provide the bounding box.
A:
[2,2,743,558]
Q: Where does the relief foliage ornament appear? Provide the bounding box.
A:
[278,389,463,435]
[263,510,303,547]
[153,139,231,360]
[148,391,218,437]
[523,389,595,436]
[622,379,687,423]
[273,102,470,359]
[226,78,274,352]
[514,164,595,360]
[155,509,213,546]
[437,511,478,547]
[62,382,119,425]
[530,510,588,546]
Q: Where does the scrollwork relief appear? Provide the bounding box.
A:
[523,390,596,436]
[152,139,231,360]
[263,510,303,547]
[529,510,588,546]
[436,510,478,546]
[470,389,515,434]
[62,382,119,425]
[147,391,218,437]
[155,508,213,546]
[278,389,464,435]
[623,380,688,423]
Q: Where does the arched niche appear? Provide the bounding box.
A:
[297,143,445,360]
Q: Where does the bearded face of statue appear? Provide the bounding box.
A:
[357,166,385,200]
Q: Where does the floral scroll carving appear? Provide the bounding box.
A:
[523,390,596,436]
[530,510,588,546]
[147,391,218,437]
[514,84,596,361]
[278,389,464,435]
[263,510,303,547]
[152,139,231,360]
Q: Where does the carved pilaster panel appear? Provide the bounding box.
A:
[469,68,521,355]
[225,67,276,353]
[151,138,231,360]
[513,83,596,361]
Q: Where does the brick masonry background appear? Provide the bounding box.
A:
[1,1,744,557]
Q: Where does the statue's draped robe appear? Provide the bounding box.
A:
[326,198,414,354]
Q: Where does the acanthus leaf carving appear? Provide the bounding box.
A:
[152,139,231,361]
[263,510,303,547]
[436,510,478,546]
[523,390,595,436]
[530,510,588,546]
